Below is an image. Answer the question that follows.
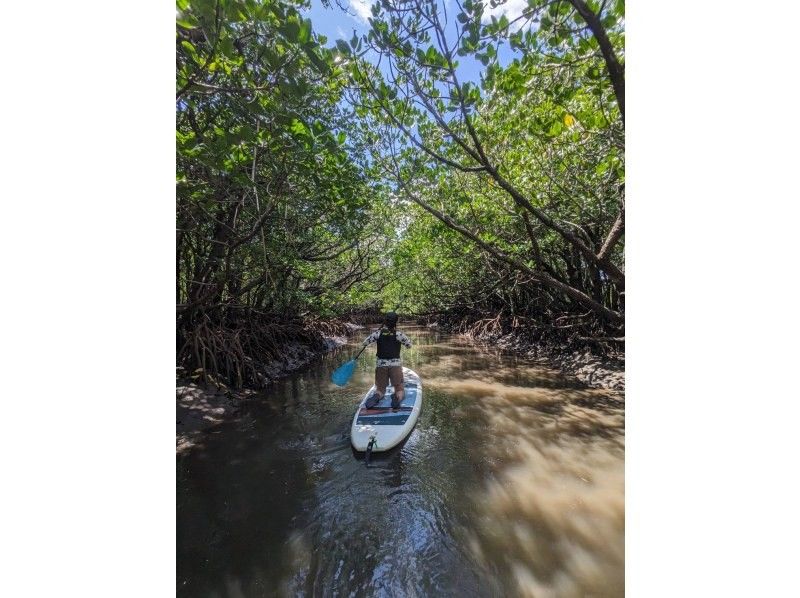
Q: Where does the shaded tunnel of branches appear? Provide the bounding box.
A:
[176,0,625,388]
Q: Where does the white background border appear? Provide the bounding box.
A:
[0,1,175,595]
[627,0,800,594]
[0,1,798,596]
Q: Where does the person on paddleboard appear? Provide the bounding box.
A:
[361,312,413,410]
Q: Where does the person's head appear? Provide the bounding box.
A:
[384,311,398,330]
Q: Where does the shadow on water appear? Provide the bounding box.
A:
[177,326,624,597]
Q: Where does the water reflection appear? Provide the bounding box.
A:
[177,326,624,597]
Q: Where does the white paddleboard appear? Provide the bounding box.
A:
[351,367,422,452]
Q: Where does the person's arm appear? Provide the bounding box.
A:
[397,331,413,349]
[362,329,379,347]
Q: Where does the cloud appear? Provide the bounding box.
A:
[481,0,530,28]
[349,0,374,23]
[336,25,347,38]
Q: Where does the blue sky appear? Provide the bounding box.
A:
[302,0,528,85]
[303,0,530,38]
[302,0,368,46]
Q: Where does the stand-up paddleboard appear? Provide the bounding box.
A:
[351,367,422,459]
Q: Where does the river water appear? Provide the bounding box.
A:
[177,326,624,597]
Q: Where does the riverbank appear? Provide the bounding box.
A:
[427,322,624,392]
[177,322,362,453]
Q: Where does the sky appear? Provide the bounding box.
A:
[304,0,531,34]
[302,0,369,46]
[303,0,529,85]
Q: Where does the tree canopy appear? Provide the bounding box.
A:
[176,0,625,385]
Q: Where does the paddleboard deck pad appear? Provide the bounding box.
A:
[351,367,422,452]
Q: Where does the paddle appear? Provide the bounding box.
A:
[331,344,367,386]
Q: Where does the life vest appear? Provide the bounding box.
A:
[376,328,401,360]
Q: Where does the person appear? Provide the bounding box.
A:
[361,312,413,410]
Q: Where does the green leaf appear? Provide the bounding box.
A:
[281,16,301,43]
[290,118,310,137]
[180,40,199,63]
[336,40,350,55]
[176,17,198,29]
[602,14,617,28]
[298,19,312,44]
[305,48,330,75]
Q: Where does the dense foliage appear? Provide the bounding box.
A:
[343,0,625,345]
[176,0,625,386]
[176,0,392,385]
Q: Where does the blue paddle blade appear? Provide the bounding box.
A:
[331,359,356,386]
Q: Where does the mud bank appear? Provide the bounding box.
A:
[177,325,361,453]
[431,324,624,392]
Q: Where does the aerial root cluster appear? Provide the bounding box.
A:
[177,310,351,388]
[422,307,624,358]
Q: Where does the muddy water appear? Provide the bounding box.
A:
[177,326,624,597]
